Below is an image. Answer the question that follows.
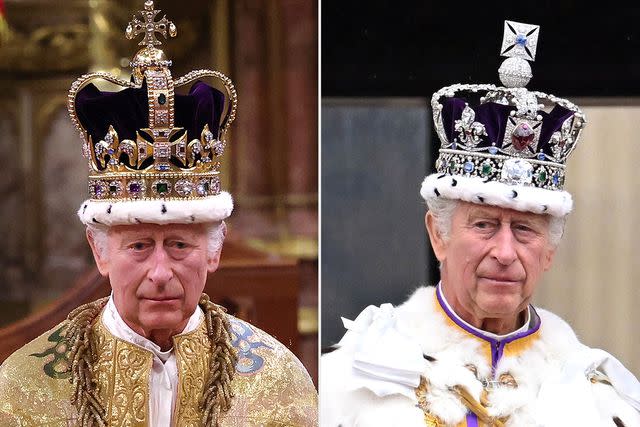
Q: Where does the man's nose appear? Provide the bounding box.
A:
[147,246,173,284]
[490,225,518,266]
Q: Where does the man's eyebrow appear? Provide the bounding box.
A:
[466,209,498,220]
[120,232,151,238]
[512,215,548,228]
[164,233,199,240]
[118,234,153,244]
[164,237,194,244]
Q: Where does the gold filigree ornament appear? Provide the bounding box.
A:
[415,372,516,427]
[65,294,237,427]
[68,0,238,224]
[415,376,445,426]
[451,385,509,427]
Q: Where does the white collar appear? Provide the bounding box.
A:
[103,295,202,362]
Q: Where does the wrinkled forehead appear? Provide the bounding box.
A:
[456,201,551,226]
[108,222,208,239]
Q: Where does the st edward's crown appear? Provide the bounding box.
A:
[68,1,237,225]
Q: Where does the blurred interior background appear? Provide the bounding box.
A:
[321,1,640,377]
[0,0,318,384]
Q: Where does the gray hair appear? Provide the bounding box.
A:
[426,197,566,247]
[86,221,226,260]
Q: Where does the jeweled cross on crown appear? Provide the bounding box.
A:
[125,0,177,47]
[500,20,540,62]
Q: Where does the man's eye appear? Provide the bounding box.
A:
[170,241,189,249]
[474,221,493,229]
[131,242,148,250]
[513,224,533,233]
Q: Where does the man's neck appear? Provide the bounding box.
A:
[104,297,196,353]
[476,314,524,335]
[138,327,183,352]
[439,284,527,336]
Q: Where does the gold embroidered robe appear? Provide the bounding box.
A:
[0,308,317,426]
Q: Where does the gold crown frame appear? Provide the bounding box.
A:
[68,0,237,202]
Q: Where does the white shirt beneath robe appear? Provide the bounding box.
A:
[102,296,202,427]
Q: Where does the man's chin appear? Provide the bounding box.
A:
[140,297,182,305]
[478,277,523,289]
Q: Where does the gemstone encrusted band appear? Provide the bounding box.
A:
[88,173,221,201]
[436,149,566,190]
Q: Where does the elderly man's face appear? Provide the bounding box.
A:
[427,202,556,331]
[88,223,220,338]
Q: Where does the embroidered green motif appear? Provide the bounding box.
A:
[30,325,71,379]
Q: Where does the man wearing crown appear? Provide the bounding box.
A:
[0,2,317,426]
[320,21,640,426]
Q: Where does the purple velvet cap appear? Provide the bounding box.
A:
[74,80,225,144]
[440,96,574,158]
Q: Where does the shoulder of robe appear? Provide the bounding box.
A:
[0,320,76,424]
[224,315,318,426]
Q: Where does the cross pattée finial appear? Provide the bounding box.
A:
[500,20,540,62]
[125,0,177,48]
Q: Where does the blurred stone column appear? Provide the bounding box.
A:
[535,103,640,376]
[0,99,29,323]
[282,0,318,241]
[0,0,93,319]
[230,0,318,248]
[229,0,319,384]
[231,0,276,238]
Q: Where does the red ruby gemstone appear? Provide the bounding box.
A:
[511,123,535,151]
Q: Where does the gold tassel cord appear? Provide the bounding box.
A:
[451,385,506,427]
[66,297,109,427]
[199,293,238,427]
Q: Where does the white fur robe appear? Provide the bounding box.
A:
[320,286,640,427]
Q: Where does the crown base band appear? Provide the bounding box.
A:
[436,149,566,191]
[88,172,221,201]
[78,192,234,226]
[420,174,572,217]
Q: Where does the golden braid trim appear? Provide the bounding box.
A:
[198,293,238,427]
[65,295,236,427]
[66,297,109,427]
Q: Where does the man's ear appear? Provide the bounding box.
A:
[207,222,227,274]
[86,229,110,277]
[542,245,556,272]
[425,211,448,263]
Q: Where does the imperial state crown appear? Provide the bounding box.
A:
[69,0,237,226]
[421,20,586,217]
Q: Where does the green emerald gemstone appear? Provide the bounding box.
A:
[109,184,119,193]
[537,170,547,183]
[156,182,169,193]
[448,160,457,172]
[481,163,492,176]
[158,94,167,105]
